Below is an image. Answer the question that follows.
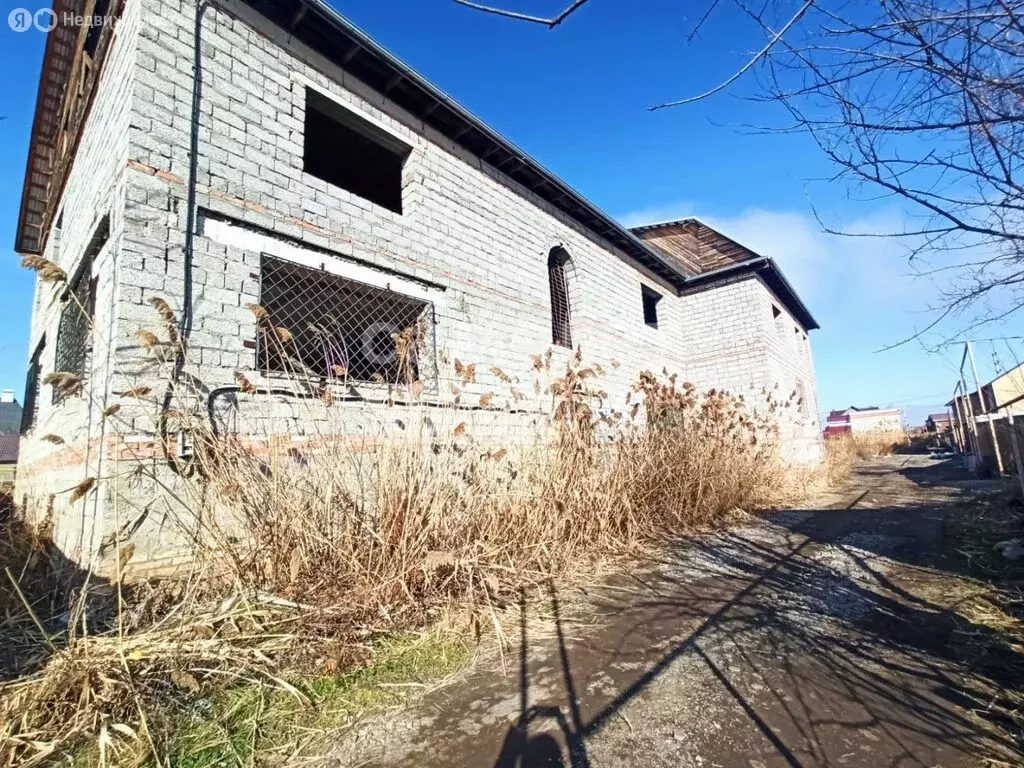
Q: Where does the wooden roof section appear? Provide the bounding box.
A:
[633,217,819,330]
[630,218,760,277]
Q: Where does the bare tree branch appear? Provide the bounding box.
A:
[451,0,592,28]
[649,0,815,110]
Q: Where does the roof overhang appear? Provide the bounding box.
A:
[14,0,86,255]
[681,256,820,331]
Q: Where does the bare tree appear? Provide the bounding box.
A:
[452,0,1024,341]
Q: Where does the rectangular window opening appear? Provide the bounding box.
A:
[257,255,436,387]
[303,88,410,215]
[772,303,786,338]
[21,337,45,434]
[641,285,661,329]
[53,217,106,404]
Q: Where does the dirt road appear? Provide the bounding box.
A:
[326,456,1024,767]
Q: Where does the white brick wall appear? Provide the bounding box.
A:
[14,0,142,565]
[16,0,824,569]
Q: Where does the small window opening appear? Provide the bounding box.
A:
[303,88,410,214]
[257,255,435,386]
[548,247,573,348]
[21,337,45,434]
[772,304,786,338]
[641,285,661,329]
[53,217,106,403]
[49,209,64,269]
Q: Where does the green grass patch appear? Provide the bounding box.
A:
[161,630,469,767]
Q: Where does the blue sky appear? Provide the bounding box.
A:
[1,0,1020,425]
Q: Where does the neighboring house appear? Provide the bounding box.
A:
[825,406,903,437]
[925,412,952,433]
[949,362,1024,476]
[0,390,23,435]
[0,436,18,484]
[13,0,823,572]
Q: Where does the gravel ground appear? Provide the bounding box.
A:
[324,455,1022,768]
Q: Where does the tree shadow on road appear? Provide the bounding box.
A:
[488,459,1024,767]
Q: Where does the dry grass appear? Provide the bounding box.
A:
[822,435,857,486]
[824,429,910,464]
[178,362,793,640]
[0,279,827,766]
[854,429,911,458]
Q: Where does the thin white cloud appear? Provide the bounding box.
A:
[618,201,697,230]
[617,202,924,310]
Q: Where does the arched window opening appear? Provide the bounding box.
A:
[548,247,573,348]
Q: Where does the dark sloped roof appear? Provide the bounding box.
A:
[0,435,19,465]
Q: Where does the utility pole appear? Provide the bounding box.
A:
[968,341,1005,475]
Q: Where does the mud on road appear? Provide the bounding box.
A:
[325,456,1024,768]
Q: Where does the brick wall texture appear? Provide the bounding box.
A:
[15,0,824,571]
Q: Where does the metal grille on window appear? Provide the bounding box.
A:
[257,255,436,388]
[52,258,95,404]
[548,248,572,348]
[21,339,44,434]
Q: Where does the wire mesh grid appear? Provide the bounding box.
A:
[256,255,437,389]
[52,259,94,404]
[548,251,572,348]
[21,339,44,434]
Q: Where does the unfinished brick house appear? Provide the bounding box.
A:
[14,0,823,572]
